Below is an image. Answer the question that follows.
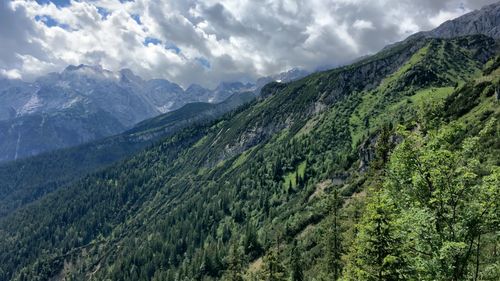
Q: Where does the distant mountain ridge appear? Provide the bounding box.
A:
[0,65,308,162]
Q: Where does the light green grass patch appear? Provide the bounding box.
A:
[283,161,307,189]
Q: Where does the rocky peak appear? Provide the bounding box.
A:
[186,83,210,96]
[61,64,117,81]
[427,2,500,39]
[119,68,143,85]
[402,2,500,43]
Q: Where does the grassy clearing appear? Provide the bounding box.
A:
[283,161,306,189]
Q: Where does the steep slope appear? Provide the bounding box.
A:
[424,1,500,39]
[384,2,500,53]
[0,34,496,281]
[0,91,254,218]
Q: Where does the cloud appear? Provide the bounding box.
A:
[1,0,498,87]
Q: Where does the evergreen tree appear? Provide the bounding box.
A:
[243,223,263,260]
[346,192,408,281]
[324,188,343,280]
[262,248,287,281]
[224,244,243,281]
[289,241,304,281]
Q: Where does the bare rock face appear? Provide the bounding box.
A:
[400,2,500,44]
[427,2,500,39]
[384,2,500,52]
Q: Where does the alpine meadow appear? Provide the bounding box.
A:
[0,1,499,281]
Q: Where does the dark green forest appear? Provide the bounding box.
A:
[0,34,498,281]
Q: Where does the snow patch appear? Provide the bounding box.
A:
[18,93,42,116]
[62,97,82,109]
[56,81,71,89]
[156,102,174,113]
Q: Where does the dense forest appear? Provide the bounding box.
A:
[0,34,498,281]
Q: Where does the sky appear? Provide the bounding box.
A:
[0,0,498,88]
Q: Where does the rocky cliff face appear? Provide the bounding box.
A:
[385,2,500,52]
[427,2,500,39]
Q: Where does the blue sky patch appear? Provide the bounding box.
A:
[97,7,111,20]
[196,57,211,69]
[131,14,141,25]
[144,37,162,46]
[35,15,70,29]
[35,0,71,8]
[165,43,181,54]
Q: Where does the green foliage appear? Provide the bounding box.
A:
[344,192,409,281]
[261,248,287,281]
[382,117,500,280]
[289,241,304,281]
[314,188,345,281]
[224,244,244,281]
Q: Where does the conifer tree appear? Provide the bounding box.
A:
[290,241,304,281]
[346,192,408,281]
[224,244,243,281]
[262,248,287,281]
[324,188,343,280]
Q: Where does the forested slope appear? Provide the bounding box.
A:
[0,35,498,281]
[0,92,253,218]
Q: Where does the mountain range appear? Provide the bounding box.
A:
[0,2,499,281]
[0,65,308,162]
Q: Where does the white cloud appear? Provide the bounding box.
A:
[353,19,374,30]
[0,68,22,80]
[429,9,469,27]
[1,0,497,88]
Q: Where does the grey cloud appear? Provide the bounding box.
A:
[0,2,46,70]
[148,8,210,55]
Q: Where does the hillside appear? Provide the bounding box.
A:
[0,31,498,281]
[0,91,254,218]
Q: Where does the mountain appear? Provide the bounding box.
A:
[424,1,500,39]
[0,30,498,281]
[407,2,500,43]
[0,4,499,281]
[255,67,310,93]
[0,66,254,162]
[0,91,255,218]
[383,2,500,53]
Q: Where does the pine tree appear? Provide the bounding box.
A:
[290,241,304,281]
[324,188,343,280]
[243,223,263,260]
[224,244,243,281]
[262,248,287,281]
[347,192,408,281]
